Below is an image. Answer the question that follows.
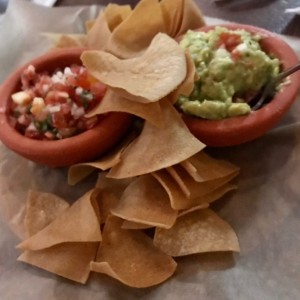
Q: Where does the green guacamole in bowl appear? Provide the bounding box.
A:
[177,26,280,120]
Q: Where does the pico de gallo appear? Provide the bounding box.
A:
[9,64,106,140]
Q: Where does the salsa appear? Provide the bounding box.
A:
[177,27,280,120]
[9,64,106,140]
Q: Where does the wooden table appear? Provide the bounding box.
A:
[56,0,300,36]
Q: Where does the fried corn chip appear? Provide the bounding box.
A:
[121,220,153,230]
[160,0,184,37]
[181,151,240,182]
[153,169,236,210]
[178,202,210,217]
[105,0,166,58]
[165,164,239,201]
[81,33,187,103]
[111,175,177,229]
[24,190,70,237]
[85,19,96,32]
[90,216,177,288]
[154,209,240,256]
[107,101,205,178]
[18,242,99,284]
[96,172,133,199]
[104,3,132,31]
[176,0,206,37]
[90,188,119,225]
[177,184,237,216]
[86,89,164,128]
[17,190,101,251]
[169,52,197,104]
[87,11,112,50]
[43,33,87,49]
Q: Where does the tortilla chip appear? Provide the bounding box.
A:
[160,0,184,37]
[107,101,205,178]
[86,89,164,128]
[181,151,240,182]
[17,190,101,251]
[96,172,133,199]
[90,215,177,288]
[43,33,87,49]
[105,0,166,58]
[85,19,96,32]
[87,11,111,50]
[166,166,191,198]
[81,33,187,103]
[121,220,153,230]
[153,168,236,210]
[18,242,99,284]
[111,175,177,229]
[24,190,70,237]
[169,51,197,104]
[178,184,237,216]
[166,163,238,200]
[176,0,206,37]
[178,202,210,217]
[104,3,132,31]
[91,188,119,225]
[154,209,240,256]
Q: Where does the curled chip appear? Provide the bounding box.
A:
[181,151,240,182]
[86,89,164,128]
[18,242,99,284]
[17,190,101,251]
[90,215,177,288]
[154,209,240,257]
[111,175,177,229]
[169,52,197,104]
[24,190,70,237]
[105,0,166,58]
[87,11,112,50]
[107,100,205,178]
[81,33,187,103]
[43,33,87,49]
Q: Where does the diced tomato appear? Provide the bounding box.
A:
[11,64,104,140]
[24,130,44,139]
[45,90,69,105]
[217,32,242,52]
[231,49,241,62]
[51,111,69,128]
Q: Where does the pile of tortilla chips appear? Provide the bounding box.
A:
[17,0,241,288]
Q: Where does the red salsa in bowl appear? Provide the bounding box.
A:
[0,48,132,167]
[10,64,106,140]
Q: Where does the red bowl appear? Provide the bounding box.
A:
[182,24,300,147]
[0,48,132,167]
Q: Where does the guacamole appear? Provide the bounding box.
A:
[177,26,280,120]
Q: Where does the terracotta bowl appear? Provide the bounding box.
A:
[181,24,300,147]
[0,48,132,167]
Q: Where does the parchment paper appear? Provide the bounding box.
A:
[1,0,300,299]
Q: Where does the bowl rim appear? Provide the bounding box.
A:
[181,23,300,146]
[0,47,132,167]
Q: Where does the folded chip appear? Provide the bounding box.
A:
[81,33,187,103]
[111,175,178,229]
[90,215,177,288]
[154,209,240,256]
[18,242,99,284]
[24,190,70,237]
[86,89,164,128]
[17,190,101,251]
[107,100,205,178]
